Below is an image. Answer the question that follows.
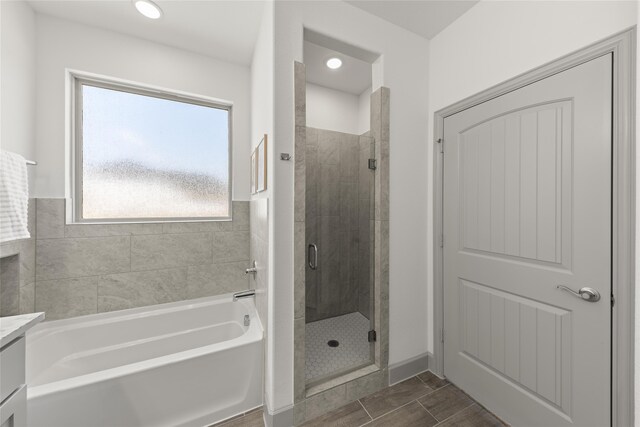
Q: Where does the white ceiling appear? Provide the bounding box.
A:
[344,0,479,40]
[304,41,372,95]
[25,0,479,72]
[27,0,265,66]
[302,1,480,96]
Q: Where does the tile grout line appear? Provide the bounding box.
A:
[362,395,425,423]
[416,399,439,423]
[37,258,249,281]
[357,399,373,422]
[358,379,458,427]
[46,224,247,238]
[410,380,444,401]
[430,402,477,426]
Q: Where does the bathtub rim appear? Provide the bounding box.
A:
[27,293,263,400]
[28,293,257,334]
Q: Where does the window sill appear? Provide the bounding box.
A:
[66,217,233,225]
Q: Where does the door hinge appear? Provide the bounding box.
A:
[368,159,377,170]
[440,328,445,343]
[439,233,444,248]
[436,138,444,154]
[368,330,377,342]
[611,294,615,307]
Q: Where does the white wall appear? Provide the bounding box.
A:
[636,0,639,420]
[249,0,275,412]
[1,2,37,194]
[306,83,370,134]
[427,0,638,354]
[358,87,372,134]
[270,1,430,411]
[34,13,251,200]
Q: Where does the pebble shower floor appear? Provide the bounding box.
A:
[305,312,371,381]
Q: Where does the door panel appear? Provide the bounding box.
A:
[459,279,572,413]
[443,54,612,426]
[459,100,572,266]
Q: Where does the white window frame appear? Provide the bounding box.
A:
[68,72,233,224]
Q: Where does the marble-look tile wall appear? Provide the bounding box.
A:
[1,255,20,315]
[249,199,268,337]
[305,128,373,323]
[21,198,251,320]
[294,61,308,405]
[0,199,36,316]
[370,87,390,369]
[358,134,375,320]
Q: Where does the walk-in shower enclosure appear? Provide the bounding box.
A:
[293,56,390,425]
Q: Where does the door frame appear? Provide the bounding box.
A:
[432,28,636,426]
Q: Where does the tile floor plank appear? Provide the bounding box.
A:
[417,384,474,421]
[210,413,244,426]
[215,408,264,427]
[435,403,506,427]
[206,370,511,427]
[300,401,371,427]
[369,401,438,427]
[359,377,435,419]
[417,371,448,390]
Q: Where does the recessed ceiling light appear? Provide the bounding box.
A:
[326,58,343,70]
[134,0,163,19]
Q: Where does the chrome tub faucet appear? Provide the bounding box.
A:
[233,289,256,302]
[245,260,257,278]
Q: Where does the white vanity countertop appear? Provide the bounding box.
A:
[0,313,44,347]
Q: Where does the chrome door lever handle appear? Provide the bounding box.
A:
[557,285,600,302]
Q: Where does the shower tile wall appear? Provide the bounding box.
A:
[0,199,36,317]
[4,198,250,320]
[306,128,373,323]
[358,135,374,320]
[250,198,269,340]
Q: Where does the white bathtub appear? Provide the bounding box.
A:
[25,294,263,427]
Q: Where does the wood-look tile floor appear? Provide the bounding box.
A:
[213,372,507,427]
[213,407,264,427]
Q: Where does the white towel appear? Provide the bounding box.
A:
[0,150,30,242]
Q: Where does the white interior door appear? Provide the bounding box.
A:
[443,54,612,426]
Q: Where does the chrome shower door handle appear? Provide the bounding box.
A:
[557,285,601,302]
[308,244,318,270]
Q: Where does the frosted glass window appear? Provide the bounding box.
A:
[78,82,230,221]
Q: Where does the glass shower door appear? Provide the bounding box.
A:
[304,128,376,384]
